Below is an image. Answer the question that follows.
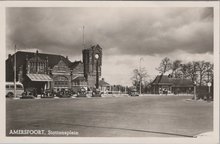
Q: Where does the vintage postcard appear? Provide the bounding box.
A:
[0,1,219,144]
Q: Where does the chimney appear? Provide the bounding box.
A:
[8,54,12,59]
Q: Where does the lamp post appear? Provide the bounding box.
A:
[139,57,144,95]
[207,82,211,100]
[194,81,197,100]
[207,82,211,93]
[13,45,17,99]
[70,70,73,90]
[95,54,99,89]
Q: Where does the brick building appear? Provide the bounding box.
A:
[6,45,103,94]
[82,44,102,88]
[70,61,87,91]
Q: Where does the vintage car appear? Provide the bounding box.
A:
[20,91,35,99]
[129,90,139,96]
[41,89,54,98]
[77,87,87,97]
[56,89,72,98]
[92,88,102,97]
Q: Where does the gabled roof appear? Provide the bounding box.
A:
[152,75,172,85]
[70,61,83,69]
[91,44,102,50]
[83,44,102,52]
[6,51,71,68]
[152,75,193,87]
[72,75,86,82]
[99,79,110,87]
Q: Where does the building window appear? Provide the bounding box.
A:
[54,76,69,87]
[38,62,45,73]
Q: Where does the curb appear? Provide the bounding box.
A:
[194,131,214,138]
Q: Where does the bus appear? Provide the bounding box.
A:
[6,82,24,98]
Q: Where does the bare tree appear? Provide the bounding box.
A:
[171,60,182,78]
[202,62,213,84]
[156,57,172,74]
[131,68,149,92]
[187,62,199,83]
[180,62,198,82]
[196,61,212,86]
[179,63,189,78]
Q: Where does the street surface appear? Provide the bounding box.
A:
[6,95,213,137]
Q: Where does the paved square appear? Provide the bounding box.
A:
[6,96,213,137]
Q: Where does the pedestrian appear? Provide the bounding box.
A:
[33,88,36,97]
[41,88,44,97]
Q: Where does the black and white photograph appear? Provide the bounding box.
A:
[0,1,219,143]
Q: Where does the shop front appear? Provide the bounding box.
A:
[26,74,53,94]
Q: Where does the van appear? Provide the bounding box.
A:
[6,82,24,98]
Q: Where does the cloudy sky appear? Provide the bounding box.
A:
[6,7,213,86]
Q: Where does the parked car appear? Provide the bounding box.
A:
[57,89,72,98]
[92,88,102,97]
[77,87,87,97]
[129,91,139,96]
[41,89,54,98]
[20,91,35,99]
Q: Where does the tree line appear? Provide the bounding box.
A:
[156,57,213,86]
[131,57,213,93]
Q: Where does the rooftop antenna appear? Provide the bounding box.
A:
[83,25,85,49]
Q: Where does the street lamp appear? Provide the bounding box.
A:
[207,82,212,100]
[95,54,99,89]
[13,45,17,99]
[194,81,197,100]
[207,82,211,93]
[139,57,144,95]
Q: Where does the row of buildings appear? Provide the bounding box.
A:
[6,44,207,96]
[6,45,110,94]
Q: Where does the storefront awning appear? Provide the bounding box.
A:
[27,74,53,82]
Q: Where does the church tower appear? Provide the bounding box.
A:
[82,44,102,88]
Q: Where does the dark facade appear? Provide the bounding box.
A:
[151,75,194,94]
[82,44,102,88]
[6,51,72,93]
[6,45,103,94]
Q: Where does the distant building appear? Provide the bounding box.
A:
[99,78,111,93]
[151,75,194,94]
[6,44,104,94]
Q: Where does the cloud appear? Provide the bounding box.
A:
[6,7,213,58]
[6,7,214,85]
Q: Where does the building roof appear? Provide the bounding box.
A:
[152,75,193,87]
[6,51,72,68]
[72,75,86,82]
[70,61,83,69]
[152,75,172,85]
[83,44,102,51]
[99,79,110,87]
[171,78,194,87]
